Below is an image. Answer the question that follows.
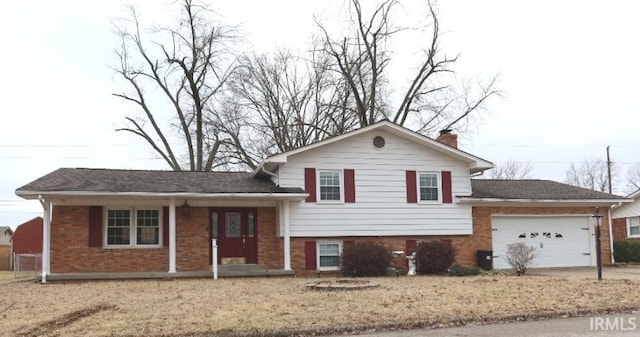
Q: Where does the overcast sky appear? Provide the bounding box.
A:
[1,0,639,229]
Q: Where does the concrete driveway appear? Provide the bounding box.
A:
[526,265,640,280]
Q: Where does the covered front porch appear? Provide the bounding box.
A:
[45,265,295,281]
[36,197,303,282]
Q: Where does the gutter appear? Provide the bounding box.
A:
[457,197,634,204]
[17,191,309,201]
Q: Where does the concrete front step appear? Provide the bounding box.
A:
[217,264,260,272]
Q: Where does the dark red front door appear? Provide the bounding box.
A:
[210,208,257,264]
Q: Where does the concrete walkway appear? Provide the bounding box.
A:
[527,266,640,280]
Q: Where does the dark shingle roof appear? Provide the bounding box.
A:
[469,179,625,200]
[16,168,305,195]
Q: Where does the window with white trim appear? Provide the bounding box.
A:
[319,170,341,201]
[317,241,342,270]
[106,208,161,247]
[418,172,440,202]
[628,217,640,237]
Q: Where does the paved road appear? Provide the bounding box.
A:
[342,314,640,337]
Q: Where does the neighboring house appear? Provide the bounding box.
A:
[14,121,630,281]
[12,217,43,254]
[611,189,640,241]
[0,226,14,270]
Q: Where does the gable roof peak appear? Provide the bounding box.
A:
[255,121,492,176]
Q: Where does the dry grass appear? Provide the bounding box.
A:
[1,275,640,337]
[0,272,14,282]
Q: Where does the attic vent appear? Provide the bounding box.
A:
[373,136,385,149]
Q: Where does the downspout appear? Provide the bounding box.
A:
[261,164,290,269]
[607,207,615,264]
[260,165,279,186]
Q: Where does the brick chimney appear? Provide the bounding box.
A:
[436,129,458,149]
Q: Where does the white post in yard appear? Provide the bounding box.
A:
[39,196,50,283]
[169,198,177,273]
[212,239,218,280]
[283,201,291,270]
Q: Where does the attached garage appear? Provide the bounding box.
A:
[461,179,632,270]
[491,215,594,269]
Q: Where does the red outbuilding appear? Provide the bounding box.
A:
[12,217,43,254]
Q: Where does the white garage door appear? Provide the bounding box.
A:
[492,216,594,269]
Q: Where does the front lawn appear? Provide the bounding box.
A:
[1,275,639,336]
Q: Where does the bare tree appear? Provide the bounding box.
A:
[315,0,500,133]
[113,0,500,170]
[113,0,238,171]
[487,160,534,179]
[625,163,640,194]
[564,159,618,193]
[229,51,359,163]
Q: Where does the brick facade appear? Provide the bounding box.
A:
[51,206,169,273]
[291,206,613,276]
[289,208,492,277]
[612,218,627,242]
[175,207,209,271]
[256,207,283,269]
[50,205,281,274]
[49,204,613,276]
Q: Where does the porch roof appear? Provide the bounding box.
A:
[16,168,307,200]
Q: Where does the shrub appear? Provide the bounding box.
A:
[341,241,392,277]
[613,240,640,262]
[505,242,536,275]
[415,240,455,274]
[447,263,481,277]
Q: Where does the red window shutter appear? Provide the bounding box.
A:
[305,241,317,270]
[406,239,417,255]
[406,170,417,203]
[441,171,452,204]
[163,206,169,247]
[88,206,103,247]
[344,169,356,203]
[304,168,317,202]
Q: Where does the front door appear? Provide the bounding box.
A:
[210,208,257,264]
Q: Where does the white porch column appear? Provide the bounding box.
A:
[39,197,51,283]
[169,198,177,273]
[283,201,291,270]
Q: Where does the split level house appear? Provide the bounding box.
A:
[15,121,631,281]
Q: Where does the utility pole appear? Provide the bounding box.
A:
[606,146,612,194]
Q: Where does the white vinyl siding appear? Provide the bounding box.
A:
[611,198,640,219]
[278,130,473,237]
[628,217,640,237]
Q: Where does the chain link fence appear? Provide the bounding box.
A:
[13,253,42,279]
